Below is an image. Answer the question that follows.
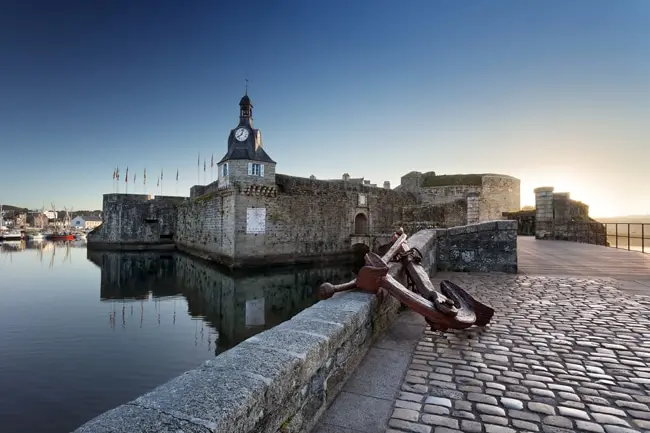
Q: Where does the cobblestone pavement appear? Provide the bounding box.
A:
[387,274,650,433]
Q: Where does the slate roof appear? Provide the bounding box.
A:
[218,127,276,164]
[218,93,276,164]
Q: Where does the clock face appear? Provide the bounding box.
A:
[235,128,249,141]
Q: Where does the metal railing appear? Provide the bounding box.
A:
[602,222,649,254]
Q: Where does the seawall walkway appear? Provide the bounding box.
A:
[313,237,650,433]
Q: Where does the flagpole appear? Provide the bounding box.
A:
[161,169,164,196]
[197,152,200,185]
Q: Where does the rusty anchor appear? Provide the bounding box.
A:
[318,228,494,332]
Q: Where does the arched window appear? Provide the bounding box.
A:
[354,213,368,235]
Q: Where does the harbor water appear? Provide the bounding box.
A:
[0,240,356,433]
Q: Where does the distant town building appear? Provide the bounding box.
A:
[71,215,103,230]
[44,210,58,220]
[27,212,49,228]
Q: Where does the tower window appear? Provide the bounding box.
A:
[221,163,229,177]
[248,163,264,177]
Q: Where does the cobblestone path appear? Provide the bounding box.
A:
[387,275,650,433]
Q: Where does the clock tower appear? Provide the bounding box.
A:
[217,91,276,188]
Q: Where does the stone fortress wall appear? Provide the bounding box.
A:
[89,168,521,268]
[88,92,521,269]
[534,186,607,246]
[398,171,521,225]
[87,194,185,249]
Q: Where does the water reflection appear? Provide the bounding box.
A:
[0,242,356,433]
[1,239,88,267]
[86,251,357,355]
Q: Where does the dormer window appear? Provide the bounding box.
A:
[248,163,264,177]
[221,163,229,177]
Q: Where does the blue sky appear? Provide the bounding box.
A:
[0,0,648,217]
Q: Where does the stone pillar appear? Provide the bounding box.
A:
[342,173,350,181]
[534,186,554,239]
[466,192,480,224]
[383,181,391,189]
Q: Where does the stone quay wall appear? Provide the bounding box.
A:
[87,194,186,250]
[72,229,440,433]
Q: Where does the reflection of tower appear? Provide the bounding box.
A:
[245,298,266,327]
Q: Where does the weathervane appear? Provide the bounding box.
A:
[245,76,250,95]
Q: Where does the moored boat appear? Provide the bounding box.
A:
[48,233,76,241]
[27,232,45,241]
[0,230,23,241]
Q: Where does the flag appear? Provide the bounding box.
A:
[116,167,120,181]
[157,176,160,187]
[161,169,163,180]
[144,168,147,185]
[176,169,179,181]
[112,167,116,180]
[211,154,214,168]
[125,167,129,183]
[203,159,206,172]
[134,173,137,183]
[197,152,200,167]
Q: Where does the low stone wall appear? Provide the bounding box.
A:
[536,221,608,246]
[72,229,439,433]
[437,220,518,273]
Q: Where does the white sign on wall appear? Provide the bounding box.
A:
[358,194,367,206]
[246,208,266,234]
[245,298,265,327]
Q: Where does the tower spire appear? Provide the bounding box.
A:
[245,77,249,95]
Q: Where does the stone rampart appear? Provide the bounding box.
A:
[87,194,186,250]
[72,229,439,433]
[409,173,520,224]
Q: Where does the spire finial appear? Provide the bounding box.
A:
[245,77,249,95]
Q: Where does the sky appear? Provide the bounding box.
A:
[0,0,648,217]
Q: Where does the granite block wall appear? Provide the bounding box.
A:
[400,199,467,230]
[436,220,518,273]
[174,191,237,264]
